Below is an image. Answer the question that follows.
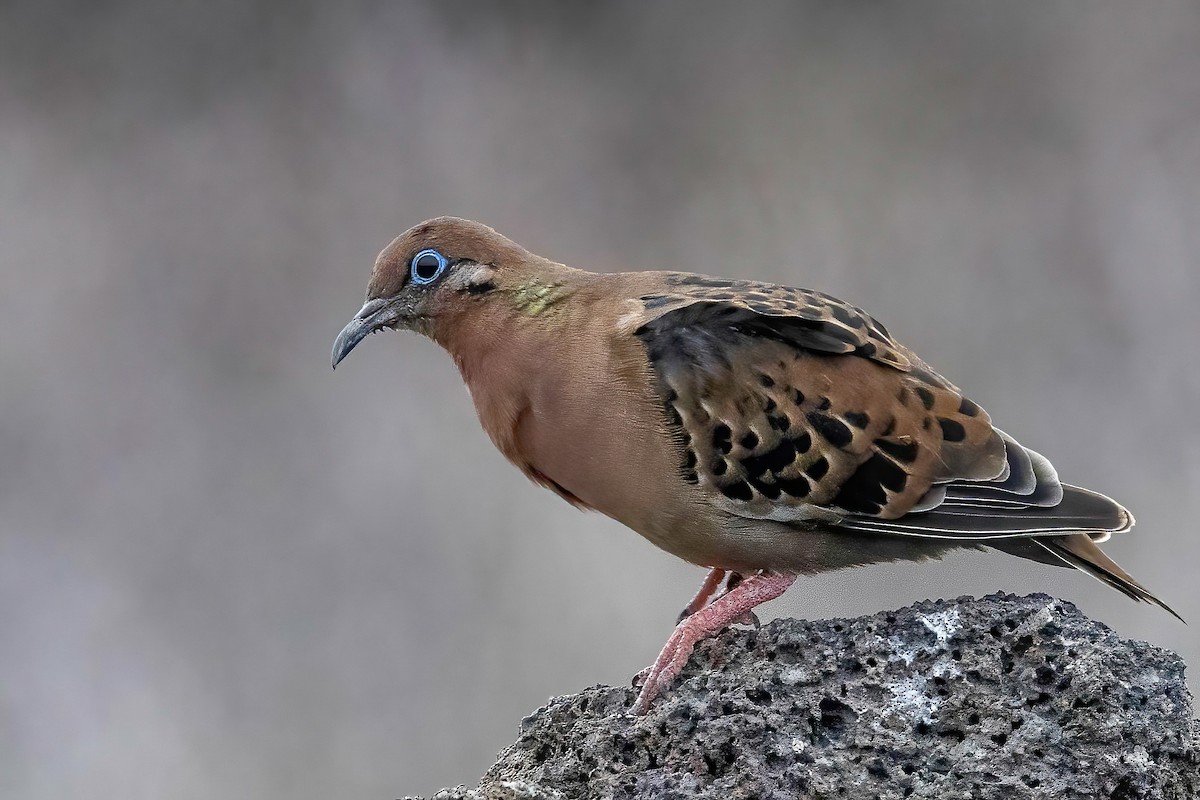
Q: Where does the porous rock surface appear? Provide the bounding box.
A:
[412,593,1198,799]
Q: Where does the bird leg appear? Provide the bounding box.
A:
[635,570,748,687]
[674,570,761,628]
[676,567,729,623]
[722,572,762,629]
[630,571,795,714]
[631,568,731,689]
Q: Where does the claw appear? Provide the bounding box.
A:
[731,610,761,629]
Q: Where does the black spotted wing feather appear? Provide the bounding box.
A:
[633,274,1130,539]
[634,278,1005,523]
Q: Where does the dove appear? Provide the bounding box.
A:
[332,217,1178,713]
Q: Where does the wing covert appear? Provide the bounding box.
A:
[632,280,1006,526]
[635,273,913,371]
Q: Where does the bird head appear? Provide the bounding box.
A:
[331,216,534,368]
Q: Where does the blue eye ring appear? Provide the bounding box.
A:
[410,249,448,285]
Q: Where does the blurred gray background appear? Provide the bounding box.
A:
[2,2,1198,797]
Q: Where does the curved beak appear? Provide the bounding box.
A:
[331,297,400,368]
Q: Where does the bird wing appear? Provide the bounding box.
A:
[631,273,1130,538]
[635,273,913,370]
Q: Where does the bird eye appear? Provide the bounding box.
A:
[410,249,448,284]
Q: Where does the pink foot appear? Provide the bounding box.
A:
[676,567,729,623]
[630,571,795,714]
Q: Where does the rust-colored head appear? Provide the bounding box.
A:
[331,217,535,367]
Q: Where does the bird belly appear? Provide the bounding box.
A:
[695,514,966,575]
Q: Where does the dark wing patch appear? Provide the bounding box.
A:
[636,274,913,371]
[636,303,1004,523]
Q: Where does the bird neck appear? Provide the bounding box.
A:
[431,262,589,371]
[507,274,575,317]
[429,264,594,466]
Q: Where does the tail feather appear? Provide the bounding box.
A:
[1035,534,1184,623]
[839,428,1180,621]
